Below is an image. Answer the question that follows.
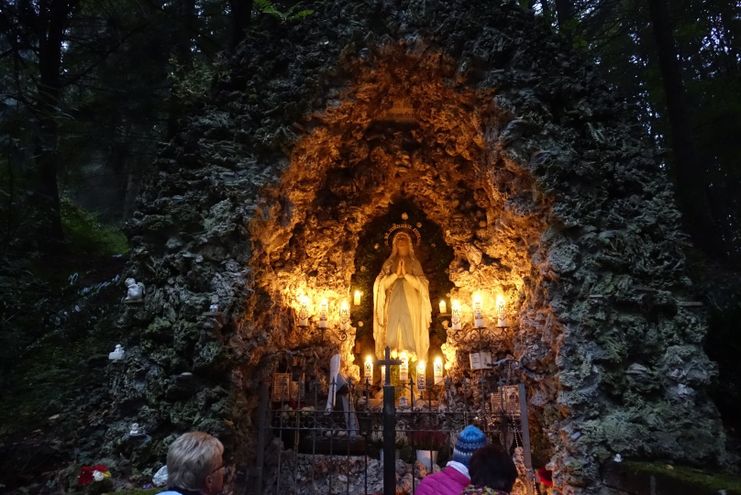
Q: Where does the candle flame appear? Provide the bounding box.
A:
[496,293,506,312]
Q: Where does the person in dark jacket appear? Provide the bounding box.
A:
[461,444,518,494]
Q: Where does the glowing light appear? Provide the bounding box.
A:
[433,356,444,385]
[439,299,447,314]
[318,298,329,328]
[353,290,362,306]
[297,294,311,326]
[496,293,506,327]
[451,299,462,330]
[339,299,350,328]
[399,351,409,382]
[473,292,485,328]
[364,355,373,381]
[416,360,426,391]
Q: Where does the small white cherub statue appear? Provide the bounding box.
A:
[124,278,145,303]
[208,295,219,314]
[129,422,144,437]
[108,344,125,361]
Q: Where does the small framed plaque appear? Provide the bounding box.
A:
[271,372,291,402]
[491,384,521,417]
[469,351,493,370]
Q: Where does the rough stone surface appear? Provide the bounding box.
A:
[95,0,727,493]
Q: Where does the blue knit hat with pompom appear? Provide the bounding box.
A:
[451,425,487,467]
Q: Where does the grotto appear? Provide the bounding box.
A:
[20,1,731,494]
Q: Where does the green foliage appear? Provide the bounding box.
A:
[623,461,741,494]
[61,198,128,256]
[254,0,314,22]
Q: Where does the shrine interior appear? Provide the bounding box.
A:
[244,44,559,471]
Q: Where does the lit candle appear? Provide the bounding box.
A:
[353,290,362,306]
[451,299,462,330]
[364,355,373,381]
[439,299,447,314]
[433,357,444,385]
[473,293,485,328]
[496,294,506,327]
[318,298,329,328]
[416,360,426,391]
[399,351,409,382]
[298,295,310,327]
[339,299,350,328]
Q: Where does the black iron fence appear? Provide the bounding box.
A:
[254,348,536,495]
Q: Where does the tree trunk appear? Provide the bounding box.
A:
[33,0,71,243]
[554,0,573,32]
[167,0,196,138]
[538,0,552,24]
[647,0,723,256]
[229,0,253,51]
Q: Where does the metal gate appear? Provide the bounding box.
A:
[254,347,536,495]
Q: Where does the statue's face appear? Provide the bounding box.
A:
[396,235,411,256]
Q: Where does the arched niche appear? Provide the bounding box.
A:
[245,42,558,462]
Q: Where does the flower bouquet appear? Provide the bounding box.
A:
[78,464,112,494]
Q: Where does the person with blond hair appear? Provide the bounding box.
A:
[157,432,225,495]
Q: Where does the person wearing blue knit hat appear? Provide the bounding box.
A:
[451,425,488,466]
[416,425,488,495]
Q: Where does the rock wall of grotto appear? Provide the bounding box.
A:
[107,0,726,493]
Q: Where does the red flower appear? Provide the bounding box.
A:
[536,467,553,487]
[78,464,110,485]
[78,466,94,486]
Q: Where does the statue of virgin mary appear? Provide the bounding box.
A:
[373,231,432,360]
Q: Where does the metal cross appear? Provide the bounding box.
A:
[377,346,401,386]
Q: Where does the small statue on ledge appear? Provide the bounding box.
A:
[108,344,125,361]
[123,278,145,304]
[129,422,145,437]
[208,295,220,314]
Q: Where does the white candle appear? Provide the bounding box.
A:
[298,295,310,327]
[399,352,409,382]
[496,294,506,327]
[364,355,373,381]
[339,299,350,328]
[353,290,362,306]
[473,293,485,328]
[416,361,426,391]
[439,299,447,314]
[433,357,443,385]
[451,299,462,330]
[318,299,329,328]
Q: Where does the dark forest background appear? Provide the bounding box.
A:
[1,0,739,460]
